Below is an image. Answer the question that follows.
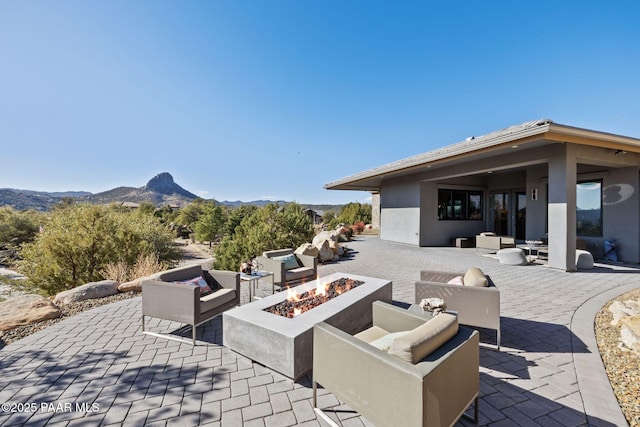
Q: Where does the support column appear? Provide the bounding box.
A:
[371,192,380,230]
[548,146,577,271]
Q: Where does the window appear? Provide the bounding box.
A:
[438,189,483,220]
[576,180,602,236]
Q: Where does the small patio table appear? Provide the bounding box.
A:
[240,270,274,302]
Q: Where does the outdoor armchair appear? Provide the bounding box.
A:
[416,268,501,350]
[475,232,515,252]
[141,264,240,345]
[313,301,479,427]
[256,248,317,289]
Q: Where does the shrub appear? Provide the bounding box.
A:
[214,202,313,271]
[19,204,180,296]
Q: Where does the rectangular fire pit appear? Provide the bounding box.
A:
[222,272,392,380]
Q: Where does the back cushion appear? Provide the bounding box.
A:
[463,268,488,287]
[272,253,300,270]
[388,313,458,363]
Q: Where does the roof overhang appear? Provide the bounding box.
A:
[325,119,640,192]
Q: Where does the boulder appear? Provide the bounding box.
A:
[294,243,319,258]
[0,294,61,331]
[328,240,344,256]
[312,231,339,246]
[118,277,149,293]
[609,299,640,326]
[620,315,640,355]
[315,240,335,263]
[53,280,120,306]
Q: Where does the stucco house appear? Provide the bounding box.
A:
[325,119,640,271]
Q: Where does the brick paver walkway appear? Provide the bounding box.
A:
[1,236,637,426]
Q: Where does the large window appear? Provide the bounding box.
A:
[576,180,602,236]
[438,189,483,220]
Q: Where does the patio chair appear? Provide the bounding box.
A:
[313,301,479,427]
[255,248,317,289]
[475,232,515,252]
[141,264,240,345]
[416,268,501,350]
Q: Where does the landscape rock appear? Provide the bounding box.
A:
[619,315,640,355]
[328,240,344,256]
[294,243,319,258]
[315,240,335,263]
[118,277,148,293]
[53,280,120,306]
[609,299,640,326]
[312,231,339,246]
[0,294,61,331]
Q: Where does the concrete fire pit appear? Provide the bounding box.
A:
[222,272,392,380]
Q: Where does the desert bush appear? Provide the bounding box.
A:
[214,202,313,271]
[0,207,43,249]
[102,253,167,283]
[194,201,228,246]
[19,204,180,296]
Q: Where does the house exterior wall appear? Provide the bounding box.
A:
[379,178,420,245]
[600,166,639,262]
[374,139,640,266]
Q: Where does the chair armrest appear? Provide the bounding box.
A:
[420,270,462,283]
[371,300,429,332]
[141,279,198,324]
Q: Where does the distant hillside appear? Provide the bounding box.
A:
[1,173,346,212]
[79,172,198,207]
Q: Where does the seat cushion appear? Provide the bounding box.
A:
[354,325,389,343]
[388,313,459,363]
[285,267,314,282]
[463,268,488,287]
[200,288,236,314]
[368,331,410,352]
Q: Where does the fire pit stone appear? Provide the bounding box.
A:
[222,272,392,380]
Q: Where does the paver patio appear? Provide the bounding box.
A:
[0,235,637,426]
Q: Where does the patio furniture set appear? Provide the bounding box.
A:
[139,246,505,425]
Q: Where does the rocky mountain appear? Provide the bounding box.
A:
[1,173,199,211]
[78,173,198,207]
[1,173,344,212]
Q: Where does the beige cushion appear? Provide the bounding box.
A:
[200,288,236,314]
[285,267,315,282]
[463,268,488,287]
[388,313,459,363]
[369,331,409,352]
[354,325,389,343]
[447,276,464,285]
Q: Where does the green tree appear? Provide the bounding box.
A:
[0,207,43,248]
[19,204,180,296]
[330,202,372,228]
[214,202,313,271]
[174,198,206,228]
[224,205,258,236]
[194,201,228,246]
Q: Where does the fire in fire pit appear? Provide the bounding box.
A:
[263,277,364,318]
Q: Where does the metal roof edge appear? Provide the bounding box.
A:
[325,118,553,188]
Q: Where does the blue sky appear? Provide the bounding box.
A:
[1,1,639,205]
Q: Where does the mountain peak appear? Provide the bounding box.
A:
[144,173,197,199]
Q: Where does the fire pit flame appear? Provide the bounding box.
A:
[263,277,365,318]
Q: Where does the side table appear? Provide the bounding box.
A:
[240,271,274,302]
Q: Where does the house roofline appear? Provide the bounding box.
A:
[325,119,640,191]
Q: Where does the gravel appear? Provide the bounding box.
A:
[595,288,640,427]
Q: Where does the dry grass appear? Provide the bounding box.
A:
[102,253,167,283]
